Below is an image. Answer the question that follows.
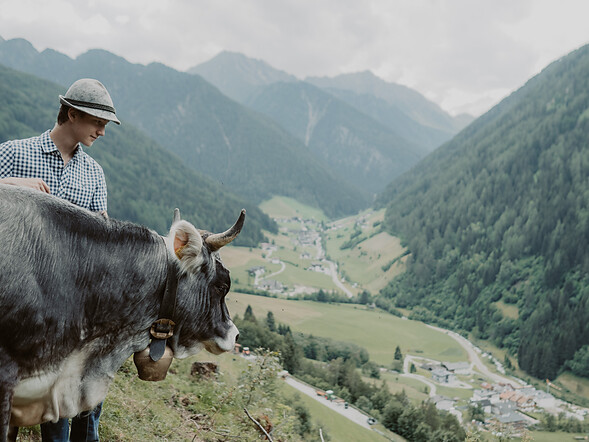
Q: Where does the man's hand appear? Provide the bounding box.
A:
[0,177,50,193]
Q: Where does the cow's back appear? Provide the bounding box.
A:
[0,184,166,373]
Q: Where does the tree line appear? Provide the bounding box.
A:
[235,306,466,441]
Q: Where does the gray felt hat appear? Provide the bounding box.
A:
[59,78,120,125]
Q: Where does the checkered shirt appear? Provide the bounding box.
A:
[0,130,107,211]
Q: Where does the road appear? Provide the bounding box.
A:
[283,376,373,430]
[426,325,525,386]
[402,355,437,397]
[325,260,354,297]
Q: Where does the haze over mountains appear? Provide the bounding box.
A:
[191,51,473,193]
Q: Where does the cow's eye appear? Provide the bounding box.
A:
[216,284,229,295]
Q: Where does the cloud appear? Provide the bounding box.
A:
[1,0,589,116]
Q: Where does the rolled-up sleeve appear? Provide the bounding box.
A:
[0,141,14,178]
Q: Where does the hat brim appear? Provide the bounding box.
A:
[60,96,121,125]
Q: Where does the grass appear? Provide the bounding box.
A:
[228,293,468,367]
[259,195,328,221]
[324,209,408,293]
[493,300,519,320]
[528,430,589,441]
[557,372,589,399]
[375,371,430,404]
[244,199,409,297]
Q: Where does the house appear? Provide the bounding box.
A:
[442,361,471,374]
[431,395,455,411]
[492,401,517,416]
[432,368,455,384]
[257,279,284,293]
[489,411,529,433]
[533,390,556,409]
[471,399,493,414]
[307,263,327,273]
[421,363,441,371]
[500,390,517,402]
[248,266,265,276]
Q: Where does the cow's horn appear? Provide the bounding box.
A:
[205,209,246,251]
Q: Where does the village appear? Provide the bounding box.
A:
[413,355,588,435]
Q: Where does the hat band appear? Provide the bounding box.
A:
[65,98,116,114]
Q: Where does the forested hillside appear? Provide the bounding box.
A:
[0,65,276,245]
[376,45,589,379]
[0,38,367,218]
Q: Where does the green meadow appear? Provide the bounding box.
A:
[228,293,467,367]
[324,209,408,293]
[259,195,328,221]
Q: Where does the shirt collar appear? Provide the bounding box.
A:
[41,130,84,159]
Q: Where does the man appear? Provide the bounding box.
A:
[0,78,120,441]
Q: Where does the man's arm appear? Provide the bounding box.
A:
[0,141,51,193]
[0,177,51,193]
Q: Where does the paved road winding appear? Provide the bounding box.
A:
[283,376,372,429]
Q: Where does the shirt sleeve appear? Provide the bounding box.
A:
[89,165,108,212]
[0,141,14,178]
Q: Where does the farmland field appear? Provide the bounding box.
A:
[259,195,328,221]
[228,293,467,366]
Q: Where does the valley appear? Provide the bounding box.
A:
[221,196,589,441]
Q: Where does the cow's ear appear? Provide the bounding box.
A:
[168,221,204,270]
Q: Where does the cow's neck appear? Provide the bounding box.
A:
[148,248,180,362]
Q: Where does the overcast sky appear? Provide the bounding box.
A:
[1,0,589,117]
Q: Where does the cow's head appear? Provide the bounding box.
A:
[164,209,244,358]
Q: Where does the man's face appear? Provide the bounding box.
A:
[73,112,109,147]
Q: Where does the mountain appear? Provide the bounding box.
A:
[307,71,474,152]
[191,52,445,195]
[0,38,367,219]
[188,51,298,103]
[0,64,276,246]
[375,44,589,379]
[245,80,423,195]
[307,71,471,132]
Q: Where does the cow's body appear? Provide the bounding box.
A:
[0,184,242,439]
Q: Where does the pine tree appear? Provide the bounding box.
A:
[265,311,276,332]
[394,345,403,360]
